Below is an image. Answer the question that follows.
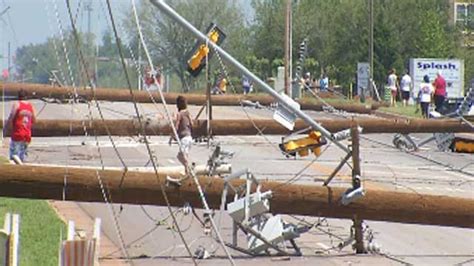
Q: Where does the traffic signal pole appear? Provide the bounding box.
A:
[149,0,350,153]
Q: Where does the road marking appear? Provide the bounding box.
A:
[316,242,331,250]
[309,162,384,190]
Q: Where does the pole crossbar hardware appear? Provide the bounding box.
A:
[323,152,352,186]
[206,144,234,177]
[223,171,305,256]
[149,0,350,153]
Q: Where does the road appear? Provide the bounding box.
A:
[1,99,473,265]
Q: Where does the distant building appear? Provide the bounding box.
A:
[450,0,473,47]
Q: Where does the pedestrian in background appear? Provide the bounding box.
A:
[242,76,252,95]
[418,75,434,119]
[144,65,159,91]
[387,68,399,107]
[400,70,412,107]
[320,73,329,91]
[4,89,37,164]
[433,71,447,112]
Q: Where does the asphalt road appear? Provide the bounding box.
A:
[2,99,473,265]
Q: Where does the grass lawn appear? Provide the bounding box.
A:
[0,156,8,164]
[380,105,423,118]
[0,157,65,265]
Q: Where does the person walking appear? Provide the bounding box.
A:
[170,95,193,175]
[387,68,399,107]
[418,75,434,119]
[4,89,37,164]
[433,71,447,112]
[400,70,413,107]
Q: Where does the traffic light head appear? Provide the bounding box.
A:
[186,23,226,77]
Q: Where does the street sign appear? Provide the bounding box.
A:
[357,62,370,96]
[273,92,300,130]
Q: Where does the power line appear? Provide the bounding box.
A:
[105,0,198,264]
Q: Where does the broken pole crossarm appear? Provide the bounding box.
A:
[149,0,350,153]
[323,152,352,186]
[1,164,473,229]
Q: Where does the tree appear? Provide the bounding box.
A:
[15,32,81,85]
[124,0,248,92]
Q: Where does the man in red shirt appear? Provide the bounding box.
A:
[433,71,447,112]
[4,89,36,163]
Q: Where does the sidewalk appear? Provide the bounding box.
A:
[50,201,129,266]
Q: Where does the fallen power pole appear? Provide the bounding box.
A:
[2,82,381,114]
[1,118,471,137]
[0,164,472,228]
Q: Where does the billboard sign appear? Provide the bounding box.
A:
[409,58,464,98]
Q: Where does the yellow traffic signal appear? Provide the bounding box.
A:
[188,44,210,71]
[186,23,226,77]
[279,131,326,158]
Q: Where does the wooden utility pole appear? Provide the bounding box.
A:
[0,164,473,228]
[2,82,383,114]
[1,118,470,138]
[206,57,212,140]
[284,0,292,97]
[351,125,366,254]
[367,0,374,102]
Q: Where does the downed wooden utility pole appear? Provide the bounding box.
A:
[1,118,471,137]
[24,163,231,177]
[0,164,472,228]
[2,82,378,114]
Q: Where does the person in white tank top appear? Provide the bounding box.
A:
[400,71,412,107]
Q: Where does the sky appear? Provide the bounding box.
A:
[0,0,136,71]
[0,0,253,72]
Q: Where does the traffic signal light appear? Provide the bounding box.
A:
[279,130,327,158]
[186,23,226,77]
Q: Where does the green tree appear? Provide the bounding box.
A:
[124,0,248,92]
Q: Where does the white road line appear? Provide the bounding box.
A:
[316,242,331,250]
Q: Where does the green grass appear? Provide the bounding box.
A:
[0,156,8,164]
[380,105,423,118]
[0,198,66,266]
[0,156,66,265]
